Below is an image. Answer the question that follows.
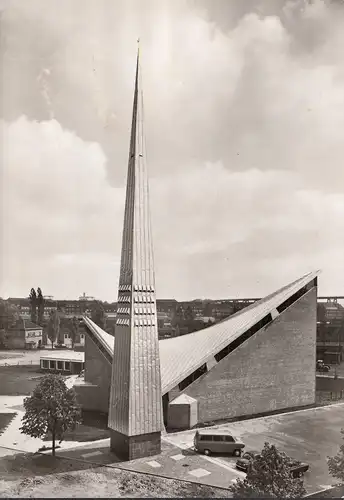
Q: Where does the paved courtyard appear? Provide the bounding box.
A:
[4,403,341,495]
[35,438,242,489]
[165,403,344,495]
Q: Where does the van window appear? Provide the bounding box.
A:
[224,435,235,442]
[213,435,223,442]
[200,435,212,441]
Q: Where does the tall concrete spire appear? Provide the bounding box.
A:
[108,43,163,460]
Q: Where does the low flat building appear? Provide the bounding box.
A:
[40,351,85,374]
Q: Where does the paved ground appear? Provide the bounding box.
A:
[36,437,242,489]
[166,403,344,495]
[0,450,230,498]
[0,376,79,453]
[0,349,69,366]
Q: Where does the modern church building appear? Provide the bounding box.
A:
[75,46,318,460]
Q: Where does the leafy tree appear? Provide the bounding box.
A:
[47,310,60,349]
[20,374,82,456]
[70,316,79,349]
[172,306,184,327]
[184,305,194,323]
[328,428,344,482]
[29,288,37,324]
[229,442,306,499]
[91,302,107,330]
[0,300,19,332]
[37,287,45,326]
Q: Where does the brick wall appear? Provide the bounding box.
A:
[183,287,317,423]
[83,334,112,414]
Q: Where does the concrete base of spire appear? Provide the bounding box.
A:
[110,430,161,460]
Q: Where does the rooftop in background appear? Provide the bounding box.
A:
[40,351,85,363]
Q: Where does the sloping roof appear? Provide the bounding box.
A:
[170,394,198,405]
[83,270,319,396]
[23,319,42,330]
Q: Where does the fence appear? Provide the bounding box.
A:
[316,390,344,403]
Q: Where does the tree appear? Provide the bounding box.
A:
[184,305,194,323]
[29,288,37,324]
[70,316,79,349]
[229,443,306,499]
[47,310,60,349]
[91,302,107,330]
[328,428,344,483]
[37,287,45,326]
[20,374,81,456]
[0,300,19,331]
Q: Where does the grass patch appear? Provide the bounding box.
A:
[44,423,110,443]
[0,365,45,396]
[0,413,16,435]
[43,411,110,443]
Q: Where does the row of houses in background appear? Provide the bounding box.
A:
[2,295,344,358]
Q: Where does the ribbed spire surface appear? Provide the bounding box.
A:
[108,46,163,438]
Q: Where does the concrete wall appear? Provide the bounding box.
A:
[316,375,344,392]
[83,334,112,413]
[183,287,317,423]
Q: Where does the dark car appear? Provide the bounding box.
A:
[316,360,330,372]
[288,459,309,478]
[236,450,261,471]
[236,452,309,478]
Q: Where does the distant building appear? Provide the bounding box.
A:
[157,311,175,339]
[0,319,43,349]
[156,299,178,318]
[40,351,84,374]
[323,300,344,322]
[212,300,235,320]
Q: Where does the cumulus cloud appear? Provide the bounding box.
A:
[0,0,344,300]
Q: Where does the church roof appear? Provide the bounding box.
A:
[83,270,319,396]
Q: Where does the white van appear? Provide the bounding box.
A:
[194,429,245,456]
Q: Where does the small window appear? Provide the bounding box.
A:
[49,360,56,369]
[42,360,48,369]
[213,435,223,442]
[200,435,212,441]
[57,361,63,370]
[64,361,71,371]
[224,435,235,442]
[80,334,84,339]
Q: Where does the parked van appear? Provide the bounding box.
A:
[194,429,245,456]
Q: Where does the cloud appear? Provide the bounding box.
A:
[0,0,344,299]
[1,116,343,301]
[0,116,124,299]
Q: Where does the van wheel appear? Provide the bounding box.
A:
[234,449,241,457]
[204,449,211,456]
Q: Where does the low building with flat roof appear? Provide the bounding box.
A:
[40,351,84,374]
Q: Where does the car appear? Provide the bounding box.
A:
[236,451,309,478]
[236,450,261,471]
[287,459,309,478]
[316,360,330,372]
[194,429,245,456]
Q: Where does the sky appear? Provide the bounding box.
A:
[0,0,344,301]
